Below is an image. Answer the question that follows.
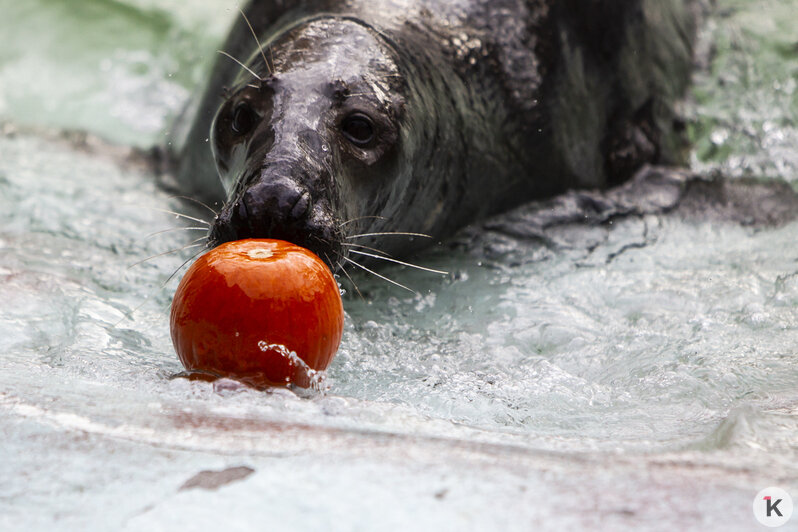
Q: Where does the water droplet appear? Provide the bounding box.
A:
[710,129,729,145]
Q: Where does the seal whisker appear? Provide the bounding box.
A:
[347,231,432,239]
[348,249,448,275]
[161,247,207,288]
[127,238,207,270]
[112,297,149,328]
[339,215,387,227]
[217,50,262,81]
[341,242,393,256]
[167,195,219,215]
[337,258,365,300]
[238,7,272,76]
[343,257,416,294]
[326,252,363,301]
[149,208,211,226]
[145,226,208,239]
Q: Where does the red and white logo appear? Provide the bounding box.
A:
[753,487,793,527]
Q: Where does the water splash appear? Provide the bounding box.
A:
[257,340,328,392]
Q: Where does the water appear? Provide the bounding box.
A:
[1,1,797,530]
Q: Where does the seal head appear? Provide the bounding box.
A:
[207,17,406,269]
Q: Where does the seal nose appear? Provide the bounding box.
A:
[208,174,341,269]
[210,178,311,243]
[243,179,311,231]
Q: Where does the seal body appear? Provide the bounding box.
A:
[172,0,698,267]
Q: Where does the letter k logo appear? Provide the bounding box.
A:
[754,488,792,526]
[765,496,783,517]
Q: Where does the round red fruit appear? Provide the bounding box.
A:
[170,239,344,388]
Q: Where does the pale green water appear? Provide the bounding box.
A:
[1,1,797,530]
[689,0,798,180]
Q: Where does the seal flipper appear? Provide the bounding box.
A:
[484,166,798,242]
[676,174,798,228]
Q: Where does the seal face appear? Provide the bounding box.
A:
[207,18,407,267]
[173,0,699,270]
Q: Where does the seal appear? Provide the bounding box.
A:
[171,0,699,270]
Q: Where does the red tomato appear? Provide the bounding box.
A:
[170,239,344,388]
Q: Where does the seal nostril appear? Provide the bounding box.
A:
[209,202,242,247]
[235,198,254,236]
[291,191,311,220]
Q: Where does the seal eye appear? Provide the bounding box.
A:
[232,103,256,135]
[341,113,375,147]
